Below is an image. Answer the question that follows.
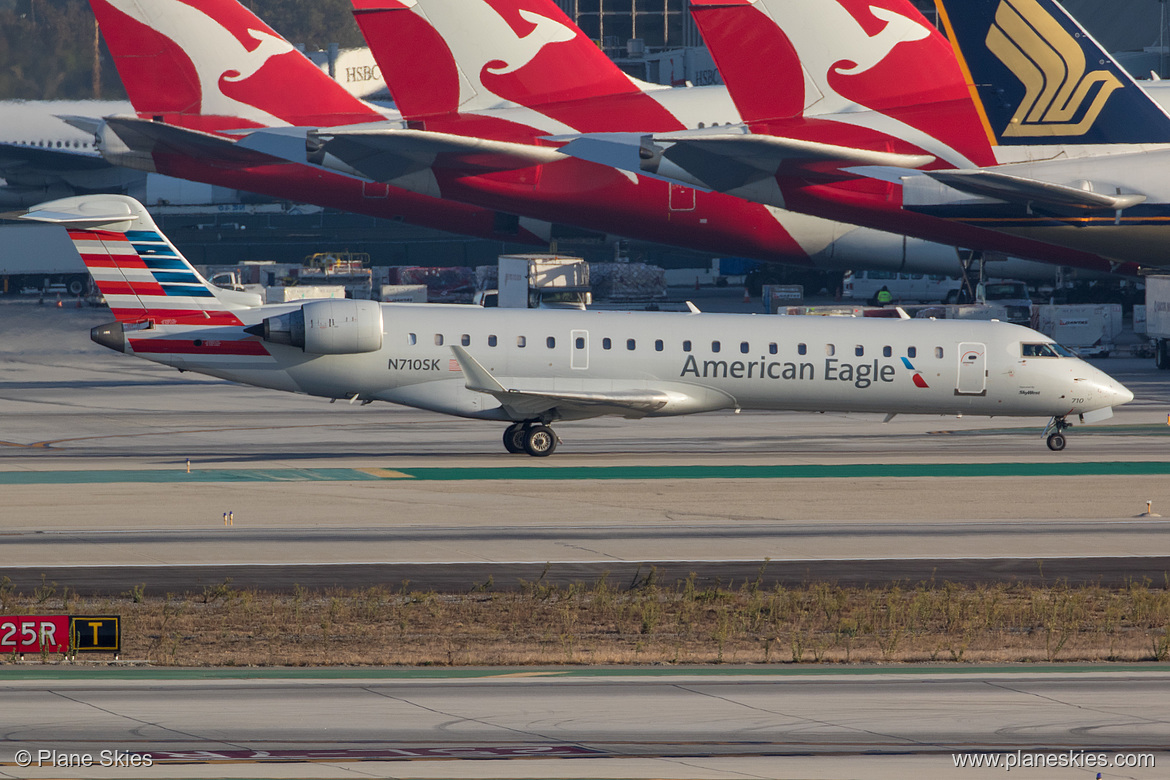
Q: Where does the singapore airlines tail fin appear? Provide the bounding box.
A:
[688,0,994,164]
[935,0,1170,145]
[88,0,382,129]
[18,194,259,327]
[350,0,673,122]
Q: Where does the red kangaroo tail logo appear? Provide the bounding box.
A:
[353,0,677,127]
[91,0,381,127]
[690,0,996,167]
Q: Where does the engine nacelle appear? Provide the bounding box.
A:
[259,299,383,354]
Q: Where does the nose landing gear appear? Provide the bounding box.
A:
[1043,415,1071,451]
[503,421,560,457]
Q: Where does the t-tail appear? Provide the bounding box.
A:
[18,195,260,339]
[89,0,384,131]
[935,0,1170,145]
[350,0,678,127]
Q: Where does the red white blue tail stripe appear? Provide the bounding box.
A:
[68,227,242,326]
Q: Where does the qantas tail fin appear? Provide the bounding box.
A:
[689,0,994,165]
[351,0,658,120]
[89,0,382,130]
[20,195,258,326]
[935,0,1170,145]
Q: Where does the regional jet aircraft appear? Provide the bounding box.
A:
[18,195,1132,455]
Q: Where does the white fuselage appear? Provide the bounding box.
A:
[123,304,1130,425]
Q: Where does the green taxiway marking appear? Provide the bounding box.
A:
[0,468,385,485]
[2,664,1169,681]
[394,462,1170,481]
[1,462,1170,484]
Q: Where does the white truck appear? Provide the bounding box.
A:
[0,224,90,295]
[1148,275,1170,369]
[480,254,591,309]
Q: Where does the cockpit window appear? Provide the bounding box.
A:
[1022,342,1068,358]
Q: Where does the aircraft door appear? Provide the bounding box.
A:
[571,329,588,370]
[668,183,696,211]
[955,342,986,395]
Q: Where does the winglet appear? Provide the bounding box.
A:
[450,345,507,394]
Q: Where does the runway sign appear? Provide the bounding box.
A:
[0,616,70,653]
[70,616,120,652]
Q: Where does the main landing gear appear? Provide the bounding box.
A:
[503,421,559,457]
[1043,415,1072,451]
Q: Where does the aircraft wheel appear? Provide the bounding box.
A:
[1046,433,1066,452]
[503,424,526,454]
[524,425,557,457]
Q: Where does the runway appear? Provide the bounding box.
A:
[1,303,1169,594]
[0,303,1168,779]
[2,667,1167,779]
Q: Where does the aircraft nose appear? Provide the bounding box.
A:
[1094,369,1134,406]
[1113,380,1135,406]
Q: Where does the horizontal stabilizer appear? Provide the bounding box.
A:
[560,130,933,193]
[17,197,137,230]
[316,128,565,182]
[102,116,288,168]
[654,133,936,169]
[924,169,1147,211]
[57,114,105,136]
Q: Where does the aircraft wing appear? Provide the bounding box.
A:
[558,131,934,192]
[314,128,565,182]
[922,169,1147,212]
[450,345,677,419]
[102,116,289,168]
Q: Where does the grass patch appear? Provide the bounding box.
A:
[4,574,1170,666]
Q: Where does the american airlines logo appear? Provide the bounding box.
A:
[985,0,1121,137]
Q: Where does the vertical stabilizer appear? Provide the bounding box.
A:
[351,0,677,126]
[689,0,995,165]
[935,0,1170,145]
[89,0,382,129]
[20,195,256,325]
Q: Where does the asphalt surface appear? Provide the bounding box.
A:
[2,667,1167,779]
[1,302,1169,594]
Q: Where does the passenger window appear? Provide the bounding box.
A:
[488,335,497,347]
[434,334,444,346]
[797,343,807,356]
[855,345,864,357]
[461,334,470,346]
[603,338,612,350]
[683,340,692,352]
[769,343,778,355]
[883,346,892,358]
[740,341,750,354]
[627,338,636,350]
[935,346,944,359]
[546,336,555,349]
[655,339,664,352]
[517,336,526,348]
[575,337,585,350]
[826,344,835,357]
[407,333,417,346]
[907,346,917,358]
[712,341,721,353]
